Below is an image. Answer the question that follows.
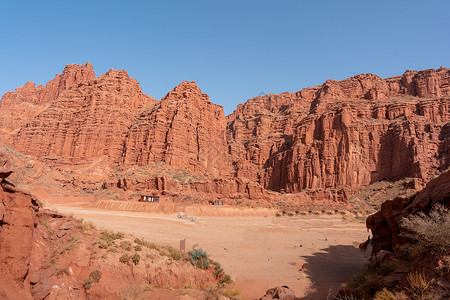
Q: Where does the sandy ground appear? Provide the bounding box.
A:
[45,195,370,300]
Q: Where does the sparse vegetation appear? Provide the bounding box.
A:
[83,270,102,290]
[55,267,70,278]
[373,288,396,300]
[97,231,125,249]
[189,248,210,269]
[400,203,450,255]
[119,254,131,264]
[120,241,132,251]
[406,270,434,299]
[131,253,140,265]
[348,260,398,298]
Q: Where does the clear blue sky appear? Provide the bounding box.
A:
[1,0,449,115]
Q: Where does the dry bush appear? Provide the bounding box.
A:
[400,203,450,255]
[406,270,434,299]
[374,288,396,300]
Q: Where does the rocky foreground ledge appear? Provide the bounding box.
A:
[338,169,450,299]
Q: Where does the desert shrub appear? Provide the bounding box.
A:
[400,203,450,255]
[374,288,396,300]
[83,270,102,289]
[336,295,359,300]
[120,241,132,251]
[79,221,97,233]
[90,270,102,282]
[55,268,69,277]
[134,245,142,251]
[189,248,210,269]
[121,285,147,300]
[211,261,224,279]
[406,270,434,299]
[83,278,93,290]
[222,274,232,284]
[349,260,398,297]
[98,231,125,249]
[132,253,140,265]
[120,254,131,264]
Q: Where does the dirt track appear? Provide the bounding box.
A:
[51,203,369,299]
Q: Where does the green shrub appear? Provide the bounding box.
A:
[98,231,125,249]
[222,274,232,284]
[189,248,210,269]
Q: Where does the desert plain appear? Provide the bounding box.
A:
[44,193,369,299]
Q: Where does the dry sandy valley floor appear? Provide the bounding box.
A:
[49,200,370,299]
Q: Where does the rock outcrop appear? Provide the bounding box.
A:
[9,67,155,164]
[367,169,450,254]
[121,81,231,178]
[0,150,41,300]
[0,63,96,138]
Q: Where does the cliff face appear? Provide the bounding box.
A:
[0,150,40,300]
[227,67,450,193]
[8,67,155,164]
[0,64,449,202]
[121,81,231,178]
[0,63,96,139]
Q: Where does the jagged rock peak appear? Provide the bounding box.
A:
[102,68,130,79]
[162,80,210,102]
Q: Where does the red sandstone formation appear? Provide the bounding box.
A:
[0,63,96,138]
[227,67,450,194]
[121,81,231,179]
[8,67,155,164]
[0,64,449,204]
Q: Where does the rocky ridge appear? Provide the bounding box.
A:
[0,64,449,208]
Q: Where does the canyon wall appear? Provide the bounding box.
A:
[227,67,450,193]
[0,64,448,199]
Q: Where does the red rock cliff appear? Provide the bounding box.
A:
[121,81,231,178]
[8,67,155,164]
[227,68,450,193]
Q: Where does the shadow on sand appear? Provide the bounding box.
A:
[296,245,370,300]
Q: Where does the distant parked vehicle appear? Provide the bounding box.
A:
[208,200,223,206]
[139,195,159,203]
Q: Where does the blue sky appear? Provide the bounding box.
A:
[1,0,449,115]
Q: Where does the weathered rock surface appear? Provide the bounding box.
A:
[227,67,450,194]
[9,67,155,164]
[0,151,39,300]
[121,81,231,178]
[0,64,449,204]
[0,63,96,139]
[259,286,295,300]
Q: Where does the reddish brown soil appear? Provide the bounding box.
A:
[48,197,369,299]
